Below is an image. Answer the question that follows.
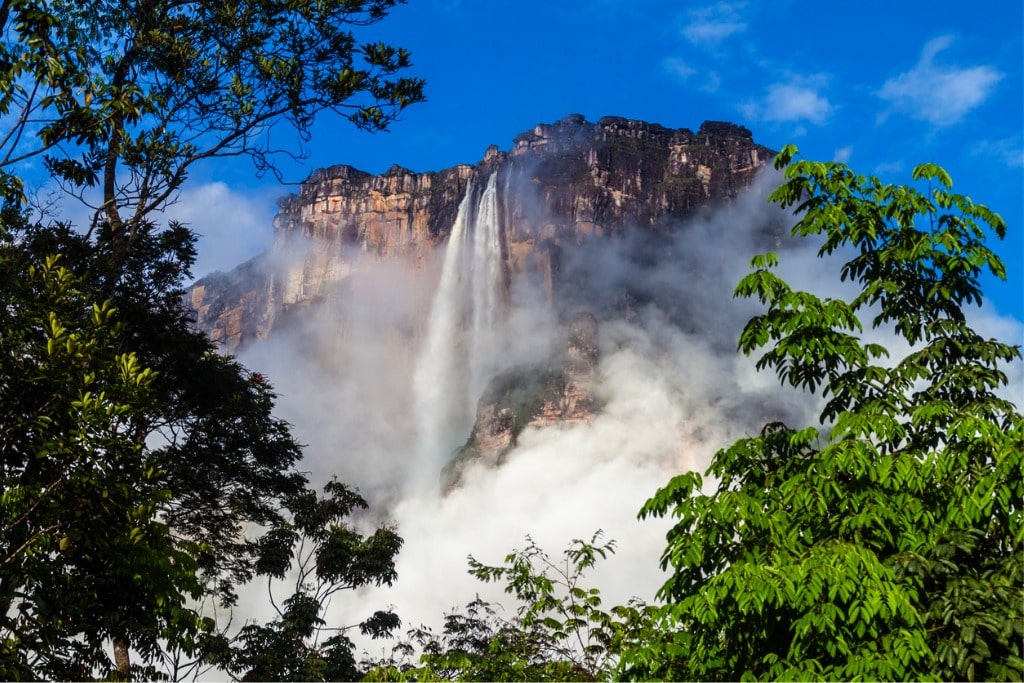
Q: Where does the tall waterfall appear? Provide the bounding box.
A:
[468,173,503,402]
[411,173,505,489]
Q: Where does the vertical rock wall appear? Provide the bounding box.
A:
[188,116,773,350]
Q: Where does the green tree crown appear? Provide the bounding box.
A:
[626,146,1023,682]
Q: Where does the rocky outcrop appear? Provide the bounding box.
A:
[188,115,773,350]
[442,312,601,490]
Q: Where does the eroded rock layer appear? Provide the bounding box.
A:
[189,115,773,350]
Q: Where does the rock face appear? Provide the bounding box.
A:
[188,115,773,350]
[442,312,601,490]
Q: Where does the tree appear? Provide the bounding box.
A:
[366,533,656,682]
[625,148,1023,680]
[0,0,424,272]
[0,235,206,679]
[0,0,422,675]
[0,209,315,677]
[2,211,409,680]
[196,480,403,682]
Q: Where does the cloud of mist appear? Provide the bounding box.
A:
[222,167,812,650]
[161,182,277,279]
[224,162,1023,665]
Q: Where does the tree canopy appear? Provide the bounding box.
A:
[0,0,424,270]
[625,147,1023,681]
[0,0,422,677]
[0,239,204,680]
[204,481,403,682]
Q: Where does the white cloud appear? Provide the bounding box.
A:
[872,160,906,177]
[682,2,748,46]
[684,19,745,45]
[160,182,276,279]
[701,71,722,94]
[29,180,275,281]
[740,79,833,125]
[878,35,1003,127]
[663,57,696,81]
[833,146,853,163]
[662,57,721,93]
[973,136,1024,169]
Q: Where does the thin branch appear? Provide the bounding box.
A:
[0,80,43,163]
[2,476,64,535]
[2,523,61,566]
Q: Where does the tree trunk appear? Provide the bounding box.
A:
[113,636,130,676]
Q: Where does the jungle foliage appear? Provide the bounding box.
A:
[625,146,1023,681]
[365,533,655,682]
[0,0,421,677]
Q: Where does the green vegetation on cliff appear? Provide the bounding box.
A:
[444,364,568,489]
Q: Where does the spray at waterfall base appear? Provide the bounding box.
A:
[233,166,820,654]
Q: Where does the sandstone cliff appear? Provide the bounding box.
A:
[188,115,773,350]
[443,312,601,489]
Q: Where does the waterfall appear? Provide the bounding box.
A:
[410,173,505,489]
[468,173,502,406]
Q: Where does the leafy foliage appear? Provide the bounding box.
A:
[627,147,1023,681]
[366,533,656,682]
[0,0,424,265]
[0,1,421,676]
[205,481,403,682]
[0,233,205,679]
[0,208,401,678]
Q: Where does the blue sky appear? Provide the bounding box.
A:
[177,0,1022,325]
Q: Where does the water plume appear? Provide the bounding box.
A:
[410,173,506,491]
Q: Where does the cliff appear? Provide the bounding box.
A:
[443,312,601,490]
[188,115,773,350]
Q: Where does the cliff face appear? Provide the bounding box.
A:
[188,115,773,350]
[442,312,601,490]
